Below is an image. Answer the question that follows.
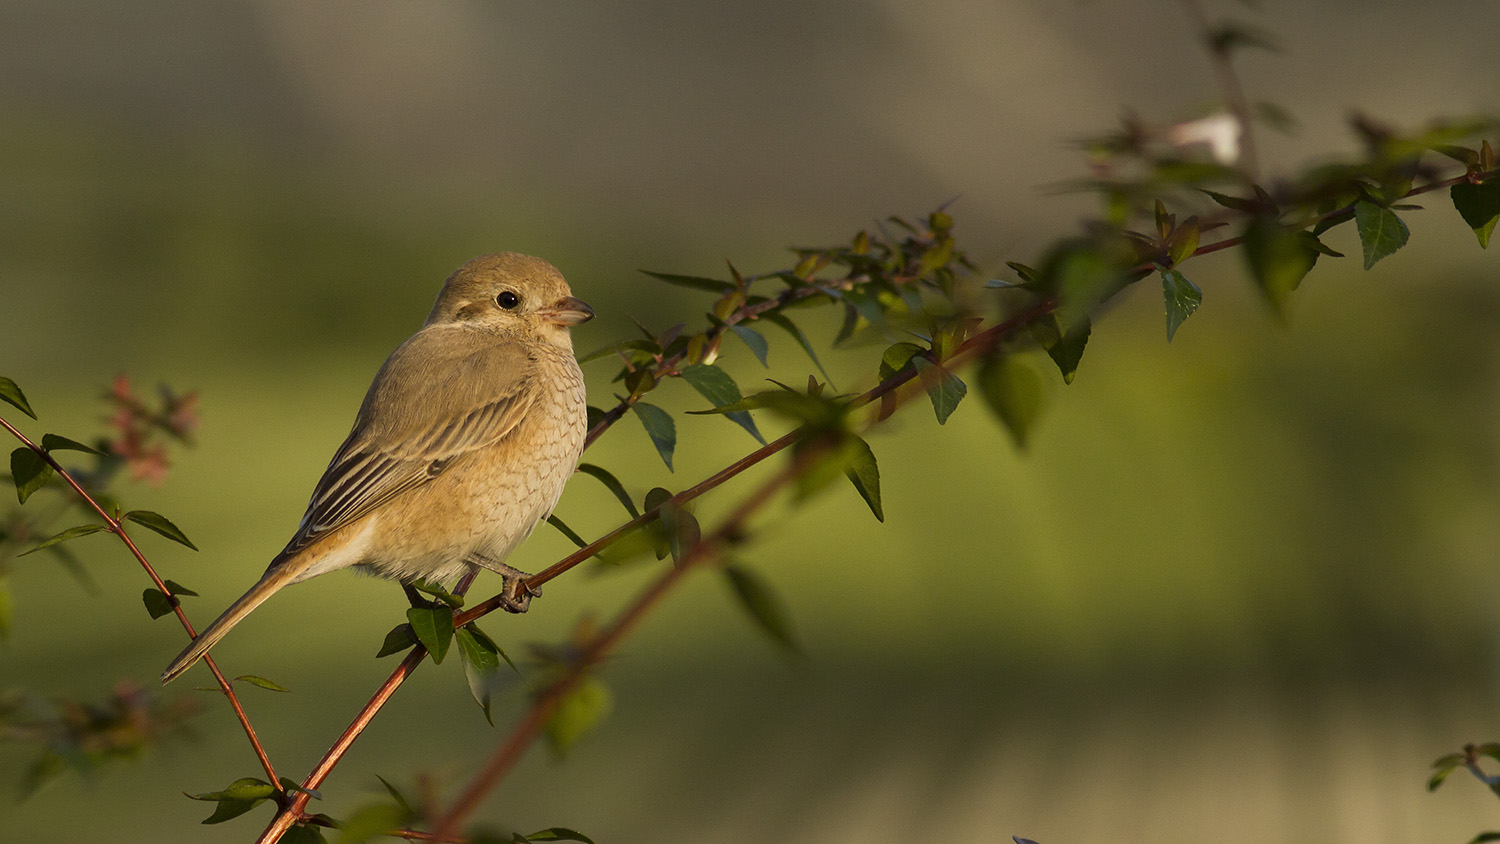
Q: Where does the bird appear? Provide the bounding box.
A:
[161,253,593,684]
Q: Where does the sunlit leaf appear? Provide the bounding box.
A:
[1160,268,1202,341]
[122,510,198,551]
[680,364,765,444]
[10,447,52,504]
[406,605,454,664]
[235,674,291,693]
[1353,201,1410,269]
[0,377,36,419]
[629,402,676,472]
[724,565,800,654]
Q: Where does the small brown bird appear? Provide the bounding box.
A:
[161,253,593,683]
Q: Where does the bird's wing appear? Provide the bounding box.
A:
[272,327,539,563]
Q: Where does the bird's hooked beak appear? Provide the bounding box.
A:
[539,296,595,327]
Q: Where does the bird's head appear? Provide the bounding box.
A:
[427,253,594,349]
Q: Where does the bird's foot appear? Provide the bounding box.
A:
[467,554,541,614]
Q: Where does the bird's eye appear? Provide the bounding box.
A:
[497,291,521,310]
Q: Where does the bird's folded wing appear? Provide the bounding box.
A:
[272,327,539,563]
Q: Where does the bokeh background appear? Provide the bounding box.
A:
[3,1,1500,842]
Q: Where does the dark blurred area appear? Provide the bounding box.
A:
[3,2,1500,842]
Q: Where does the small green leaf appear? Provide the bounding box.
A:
[547,514,588,549]
[199,797,266,825]
[1452,179,1500,248]
[1028,315,1090,385]
[878,342,924,381]
[911,358,967,425]
[525,828,597,844]
[658,501,701,563]
[1242,217,1316,315]
[0,377,37,419]
[638,270,735,293]
[235,674,291,693]
[1160,268,1202,341]
[143,588,176,620]
[375,776,413,816]
[122,510,198,551]
[1353,201,1410,269]
[1200,189,1260,214]
[20,523,108,556]
[762,312,834,386]
[188,777,278,825]
[409,579,464,608]
[336,802,410,844]
[576,463,639,518]
[10,447,52,504]
[375,623,418,658]
[728,325,770,367]
[680,364,764,444]
[41,433,102,455]
[457,624,519,725]
[282,824,329,844]
[545,676,612,756]
[724,565,800,654]
[406,605,455,664]
[164,579,199,597]
[843,436,883,522]
[630,402,676,472]
[978,354,1047,449]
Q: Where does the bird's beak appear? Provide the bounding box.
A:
[540,296,595,327]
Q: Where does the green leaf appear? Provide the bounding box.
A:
[658,501,702,563]
[375,623,418,658]
[122,510,199,551]
[680,364,764,444]
[911,359,967,425]
[41,434,102,455]
[189,777,278,825]
[546,514,588,549]
[164,579,199,597]
[10,447,52,504]
[545,676,612,757]
[1242,218,1316,315]
[1160,268,1202,341]
[843,436,883,522]
[525,828,597,844]
[728,325,770,367]
[724,565,800,653]
[576,463,639,518]
[375,775,414,817]
[235,674,291,693]
[142,588,176,620]
[457,624,519,725]
[1031,315,1091,385]
[1353,201,1410,269]
[629,402,676,472]
[1200,189,1260,214]
[878,341,925,381]
[1427,764,1459,791]
[336,802,410,844]
[762,312,834,385]
[406,605,454,664]
[408,579,464,608]
[282,824,329,844]
[978,354,1047,449]
[1452,179,1500,248]
[20,523,108,556]
[0,377,37,419]
[638,270,735,293]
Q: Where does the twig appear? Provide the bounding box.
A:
[0,415,279,785]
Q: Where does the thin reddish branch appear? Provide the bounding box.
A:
[0,414,280,785]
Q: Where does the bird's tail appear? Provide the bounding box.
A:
[160,565,299,684]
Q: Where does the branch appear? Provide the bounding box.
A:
[0,415,279,785]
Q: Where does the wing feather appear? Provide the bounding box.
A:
[271,326,538,564]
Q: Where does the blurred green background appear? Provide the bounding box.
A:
[4,1,1500,842]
